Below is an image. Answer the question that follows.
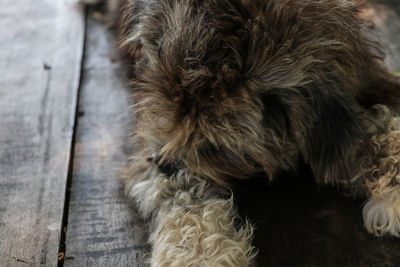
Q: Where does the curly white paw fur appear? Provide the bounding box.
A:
[150,198,256,267]
[126,165,256,266]
[363,187,400,237]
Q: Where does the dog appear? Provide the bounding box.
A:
[84,0,400,265]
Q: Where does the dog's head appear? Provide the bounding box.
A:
[127,0,310,183]
[133,53,270,183]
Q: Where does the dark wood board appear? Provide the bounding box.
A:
[63,10,149,267]
[0,0,85,266]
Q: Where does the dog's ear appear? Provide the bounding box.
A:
[300,85,368,185]
[259,84,368,185]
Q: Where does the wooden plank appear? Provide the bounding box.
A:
[63,10,149,267]
[0,0,85,266]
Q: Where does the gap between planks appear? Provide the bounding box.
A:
[57,6,90,267]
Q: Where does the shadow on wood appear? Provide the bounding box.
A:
[234,164,400,267]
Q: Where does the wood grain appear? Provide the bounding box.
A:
[1,0,396,266]
[0,0,85,266]
[63,11,149,267]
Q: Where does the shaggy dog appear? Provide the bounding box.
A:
[86,0,400,265]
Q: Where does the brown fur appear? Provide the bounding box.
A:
[120,0,400,185]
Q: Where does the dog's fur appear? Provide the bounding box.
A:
[85,0,400,265]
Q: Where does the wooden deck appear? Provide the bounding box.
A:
[0,1,400,266]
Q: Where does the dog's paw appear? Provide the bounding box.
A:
[150,198,256,267]
[363,187,400,237]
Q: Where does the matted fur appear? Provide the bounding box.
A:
[122,147,256,266]
[84,0,400,265]
[359,117,400,236]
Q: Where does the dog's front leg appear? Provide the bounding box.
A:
[297,90,400,237]
[123,151,256,266]
[355,115,400,237]
[310,104,400,237]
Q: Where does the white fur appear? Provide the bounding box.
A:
[121,23,144,47]
[126,163,256,266]
[150,199,255,267]
[363,187,400,237]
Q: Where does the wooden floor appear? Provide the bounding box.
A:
[0,1,400,266]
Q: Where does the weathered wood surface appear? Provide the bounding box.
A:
[0,0,85,266]
[0,0,399,267]
[63,11,149,267]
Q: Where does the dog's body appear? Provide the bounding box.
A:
[86,0,400,265]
